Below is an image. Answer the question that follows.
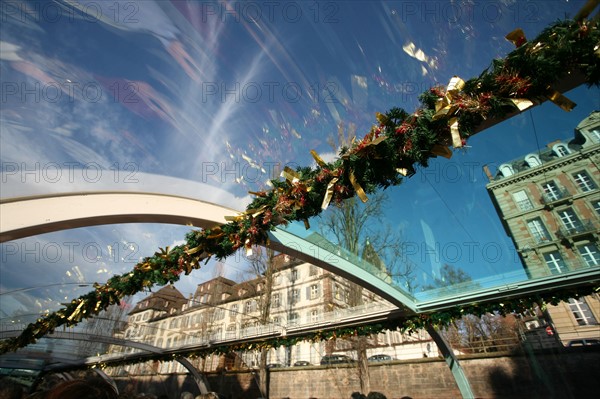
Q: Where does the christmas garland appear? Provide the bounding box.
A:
[1,12,599,356]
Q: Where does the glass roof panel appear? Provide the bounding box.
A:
[1,0,599,371]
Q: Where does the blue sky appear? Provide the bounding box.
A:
[1,0,598,320]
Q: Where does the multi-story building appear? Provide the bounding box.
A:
[109,241,438,375]
[485,111,600,345]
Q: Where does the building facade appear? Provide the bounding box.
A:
[109,251,438,376]
[485,111,600,345]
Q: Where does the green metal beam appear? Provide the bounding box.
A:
[427,325,474,399]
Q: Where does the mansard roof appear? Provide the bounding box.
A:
[129,285,187,315]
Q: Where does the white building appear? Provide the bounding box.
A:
[109,250,438,375]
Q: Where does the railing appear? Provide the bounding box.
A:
[540,186,571,205]
[556,220,597,240]
[154,301,398,349]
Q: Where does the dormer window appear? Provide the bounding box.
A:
[524,154,541,167]
[499,163,514,177]
[552,143,570,157]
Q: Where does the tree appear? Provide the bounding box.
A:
[424,264,520,353]
[320,191,414,394]
[76,299,131,359]
[245,246,276,399]
[423,263,479,294]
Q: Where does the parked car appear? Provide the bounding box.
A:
[320,355,355,365]
[567,339,600,347]
[266,363,284,368]
[368,354,393,362]
[293,361,311,367]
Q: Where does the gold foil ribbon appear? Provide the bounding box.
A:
[431,144,453,159]
[138,262,152,272]
[433,76,465,120]
[281,166,300,184]
[206,227,225,239]
[310,150,327,167]
[321,177,338,210]
[433,76,465,148]
[546,86,576,111]
[448,117,462,148]
[225,205,268,222]
[224,214,243,222]
[375,112,388,125]
[342,134,387,159]
[157,246,171,259]
[185,245,203,255]
[248,191,267,197]
[510,98,534,112]
[67,300,86,322]
[505,28,527,47]
[349,171,368,203]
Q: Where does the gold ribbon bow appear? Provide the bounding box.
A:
[433,76,465,148]
[311,149,339,210]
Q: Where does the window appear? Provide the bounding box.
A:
[513,190,533,211]
[593,200,600,216]
[527,217,551,243]
[212,308,225,321]
[578,244,600,266]
[289,289,300,304]
[272,316,280,325]
[572,171,596,192]
[591,128,600,142]
[568,298,598,326]
[557,208,582,233]
[245,300,255,313]
[309,284,320,300]
[288,313,299,325]
[552,143,570,157]
[210,328,222,341]
[334,284,342,300]
[230,304,238,318]
[226,324,236,338]
[543,251,568,274]
[499,163,514,177]
[309,265,319,276]
[525,153,541,167]
[309,310,320,323]
[541,181,561,202]
[290,269,299,282]
[272,293,281,308]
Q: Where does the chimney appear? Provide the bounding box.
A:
[483,165,494,182]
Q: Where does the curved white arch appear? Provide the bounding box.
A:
[0,191,416,309]
[0,192,238,243]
